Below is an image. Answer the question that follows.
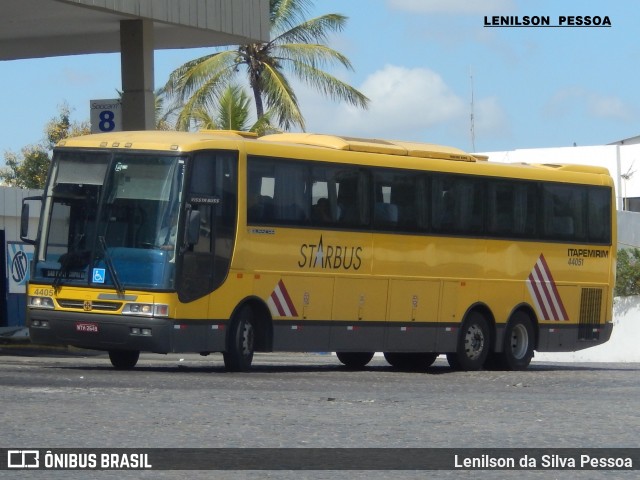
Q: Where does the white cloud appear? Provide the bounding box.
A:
[587,94,633,121]
[387,0,514,15]
[545,87,634,122]
[345,65,465,135]
[309,65,465,139]
[297,65,509,149]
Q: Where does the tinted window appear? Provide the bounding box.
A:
[373,169,428,231]
[542,184,587,241]
[587,187,611,243]
[487,181,537,237]
[248,157,369,228]
[245,155,611,245]
[432,175,484,234]
[247,157,309,225]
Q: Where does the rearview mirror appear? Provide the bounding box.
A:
[20,196,42,245]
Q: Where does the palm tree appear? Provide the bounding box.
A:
[190,84,280,136]
[164,0,369,131]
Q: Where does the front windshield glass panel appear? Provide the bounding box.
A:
[33,150,185,291]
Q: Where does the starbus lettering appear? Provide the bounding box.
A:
[298,235,363,270]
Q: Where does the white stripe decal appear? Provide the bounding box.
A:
[526,254,568,321]
[267,280,299,318]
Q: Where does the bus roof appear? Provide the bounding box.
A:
[56,129,250,152]
[57,130,481,162]
[259,133,481,162]
[56,129,611,178]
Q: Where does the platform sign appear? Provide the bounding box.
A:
[90,99,122,133]
[6,242,33,294]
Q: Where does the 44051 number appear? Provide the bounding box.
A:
[33,288,55,296]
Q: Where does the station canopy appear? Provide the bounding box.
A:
[0,0,269,60]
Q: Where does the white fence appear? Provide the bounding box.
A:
[535,296,640,363]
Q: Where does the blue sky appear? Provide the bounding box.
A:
[1,0,638,162]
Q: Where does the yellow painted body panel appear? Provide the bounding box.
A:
[39,130,615,355]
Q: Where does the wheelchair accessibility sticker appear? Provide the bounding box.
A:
[92,268,106,284]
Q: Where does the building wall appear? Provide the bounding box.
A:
[617,210,640,250]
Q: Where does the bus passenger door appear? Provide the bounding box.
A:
[179,152,237,305]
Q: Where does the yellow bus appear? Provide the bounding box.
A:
[22,130,616,371]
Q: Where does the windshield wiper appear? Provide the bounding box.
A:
[98,236,125,295]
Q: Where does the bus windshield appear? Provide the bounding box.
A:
[33,150,185,291]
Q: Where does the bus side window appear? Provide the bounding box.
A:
[432,175,483,234]
[488,182,513,235]
[394,174,428,232]
[513,183,537,236]
[248,157,309,225]
[588,187,611,243]
[272,163,309,223]
[247,161,274,224]
[311,166,341,226]
[542,184,587,241]
[373,180,398,228]
[336,168,369,228]
[372,169,426,231]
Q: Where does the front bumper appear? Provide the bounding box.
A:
[28,309,227,354]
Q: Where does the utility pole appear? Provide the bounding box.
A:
[469,68,476,152]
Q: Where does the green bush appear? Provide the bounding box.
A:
[615,248,640,297]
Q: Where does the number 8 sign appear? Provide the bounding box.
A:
[90,99,122,133]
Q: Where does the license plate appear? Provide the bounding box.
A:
[76,322,99,333]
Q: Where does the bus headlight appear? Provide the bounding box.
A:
[28,296,54,309]
[122,303,169,317]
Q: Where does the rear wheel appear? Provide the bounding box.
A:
[108,350,140,370]
[336,352,374,369]
[499,312,535,370]
[447,311,490,371]
[223,306,255,372]
[384,352,438,370]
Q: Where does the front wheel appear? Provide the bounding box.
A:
[223,306,255,372]
[108,350,140,370]
[336,352,374,369]
[447,312,491,371]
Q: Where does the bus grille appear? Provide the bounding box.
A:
[57,299,123,312]
[578,288,602,341]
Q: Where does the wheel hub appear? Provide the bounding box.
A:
[465,324,485,360]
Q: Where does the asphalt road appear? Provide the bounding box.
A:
[0,348,638,480]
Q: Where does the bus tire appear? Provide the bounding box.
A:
[336,352,374,369]
[499,311,535,370]
[384,352,438,370]
[448,311,490,371]
[108,350,140,370]
[223,306,255,372]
